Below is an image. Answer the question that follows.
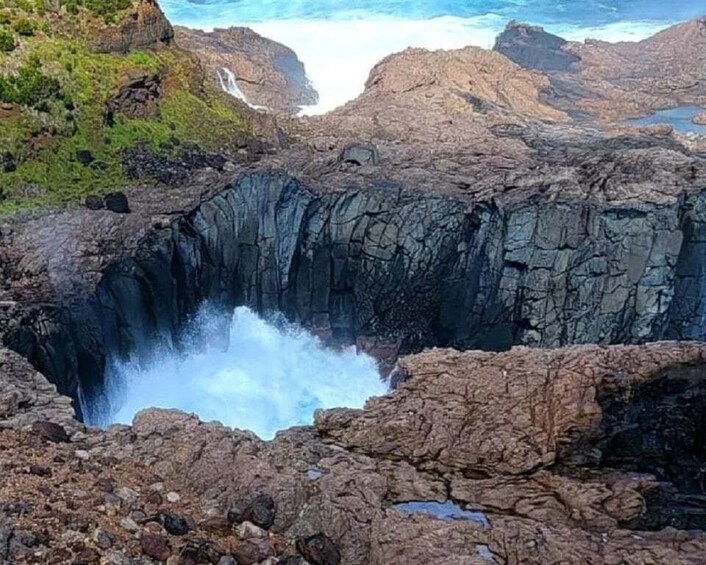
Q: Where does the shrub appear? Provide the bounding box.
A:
[0,57,61,107]
[13,18,35,36]
[0,29,16,52]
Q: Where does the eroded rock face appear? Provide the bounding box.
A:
[175,26,318,113]
[91,0,174,54]
[2,342,706,563]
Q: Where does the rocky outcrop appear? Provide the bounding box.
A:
[494,20,581,72]
[106,72,162,122]
[6,167,706,408]
[494,18,706,121]
[175,26,318,113]
[2,342,706,563]
[91,0,174,54]
[694,111,706,125]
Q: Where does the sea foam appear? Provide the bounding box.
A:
[85,307,388,439]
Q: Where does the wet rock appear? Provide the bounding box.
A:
[339,144,379,166]
[228,494,276,529]
[104,192,130,214]
[85,195,105,210]
[295,535,341,565]
[32,421,69,443]
[141,533,171,561]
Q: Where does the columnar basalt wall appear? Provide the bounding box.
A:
[4,173,706,406]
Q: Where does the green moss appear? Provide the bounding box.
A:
[0,31,251,214]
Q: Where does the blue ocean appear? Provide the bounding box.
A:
[161,0,706,112]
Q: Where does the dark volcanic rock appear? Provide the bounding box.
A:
[228,494,276,529]
[75,150,95,166]
[159,511,190,536]
[84,195,104,210]
[296,534,341,565]
[104,192,130,214]
[31,421,69,443]
[494,21,581,72]
[106,73,162,122]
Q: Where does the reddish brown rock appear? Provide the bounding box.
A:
[174,26,317,114]
[140,533,171,561]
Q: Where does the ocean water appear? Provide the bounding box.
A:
[627,105,706,136]
[160,0,706,113]
[85,307,388,440]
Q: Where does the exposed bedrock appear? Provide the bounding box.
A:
[6,171,706,405]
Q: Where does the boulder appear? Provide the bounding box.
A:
[104,192,130,214]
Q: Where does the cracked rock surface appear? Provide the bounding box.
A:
[2,342,706,563]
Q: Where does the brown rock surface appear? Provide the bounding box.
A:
[175,26,318,113]
[3,342,706,563]
[91,0,174,54]
[495,18,706,121]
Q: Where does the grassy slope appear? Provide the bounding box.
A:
[0,0,250,214]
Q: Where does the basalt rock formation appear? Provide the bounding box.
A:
[494,18,706,121]
[175,26,318,113]
[2,342,706,563]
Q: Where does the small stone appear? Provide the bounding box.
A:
[104,192,130,214]
[93,527,114,549]
[296,534,341,565]
[116,487,139,510]
[120,517,139,532]
[85,195,104,210]
[149,482,164,492]
[141,534,171,561]
[232,538,272,565]
[159,511,189,536]
[166,491,181,503]
[235,521,267,540]
[26,465,51,477]
[218,556,237,565]
[146,491,163,505]
[32,421,69,443]
[75,450,90,461]
[277,558,308,565]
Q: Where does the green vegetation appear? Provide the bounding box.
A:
[12,17,34,35]
[0,29,15,51]
[0,1,251,214]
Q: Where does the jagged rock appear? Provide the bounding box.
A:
[106,73,162,122]
[91,0,173,54]
[494,20,581,72]
[31,421,70,443]
[174,26,318,113]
